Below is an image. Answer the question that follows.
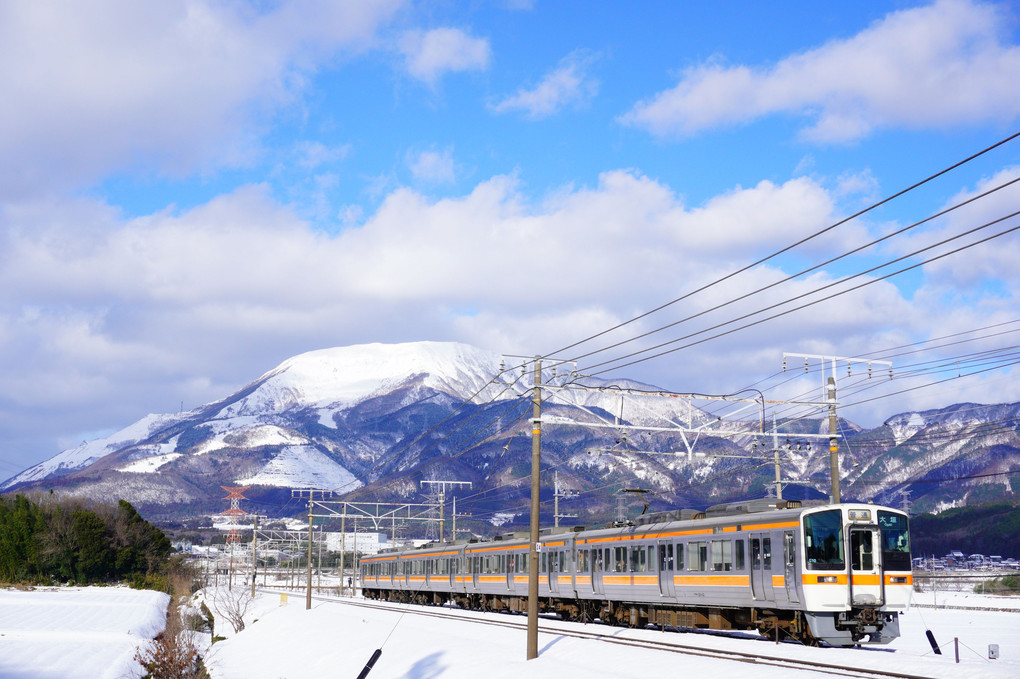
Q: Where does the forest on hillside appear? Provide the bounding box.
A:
[0,493,172,587]
[910,502,1020,559]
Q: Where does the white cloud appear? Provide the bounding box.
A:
[296,141,352,170]
[491,50,599,119]
[3,168,1016,470]
[407,148,456,184]
[619,0,1020,141]
[0,0,403,198]
[398,27,491,84]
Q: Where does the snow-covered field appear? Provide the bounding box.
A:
[2,585,1017,678]
[0,586,169,679]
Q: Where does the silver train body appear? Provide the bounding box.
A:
[360,500,913,645]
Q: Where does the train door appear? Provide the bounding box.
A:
[849,526,883,606]
[554,546,563,591]
[592,547,605,595]
[783,531,800,604]
[657,541,675,597]
[750,534,774,600]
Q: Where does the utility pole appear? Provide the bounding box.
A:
[827,375,840,504]
[340,505,347,593]
[250,513,259,597]
[553,471,577,527]
[783,353,892,505]
[772,414,783,500]
[527,357,541,661]
[306,498,314,610]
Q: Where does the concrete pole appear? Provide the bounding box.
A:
[827,376,840,504]
[251,514,258,597]
[340,506,347,593]
[306,502,313,610]
[527,357,542,660]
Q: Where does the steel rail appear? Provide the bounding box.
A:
[273,588,937,679]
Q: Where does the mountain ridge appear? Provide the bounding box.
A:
[3,341,1018,526]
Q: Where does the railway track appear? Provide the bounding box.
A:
[270,588,937,679]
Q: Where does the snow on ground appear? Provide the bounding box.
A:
[0,586,169,679]
[199,587,1020,679]
[2,584,1016,679]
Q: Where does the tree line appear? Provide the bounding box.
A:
[0,493,172,587]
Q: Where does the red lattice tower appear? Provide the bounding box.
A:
[221,485,250,544]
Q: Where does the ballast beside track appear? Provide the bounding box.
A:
[279,589,938,679]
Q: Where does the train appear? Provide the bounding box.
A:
[360,498,912,646]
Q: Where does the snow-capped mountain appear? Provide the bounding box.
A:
[3,342,1018,523]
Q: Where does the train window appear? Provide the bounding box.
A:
[614,547,627,572]
[630,546,646,572]
[711,540,732,571]
[735,540,745,570]
[762,538,772,570]
[577,549,588,572]
[688,542,708,571]
[850,531,874,571]
[676,543,684,570]
[878,511,911,571]
[803,509,845,571]
[558,551,566,572]
[785,532,796,568]
[648,546,655,571]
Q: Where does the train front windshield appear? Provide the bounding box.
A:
[877,510,911,570]
[803,509,845,571]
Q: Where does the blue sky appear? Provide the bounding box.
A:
[1,0,1019,479]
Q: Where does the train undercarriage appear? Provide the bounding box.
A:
[361,588,825,644]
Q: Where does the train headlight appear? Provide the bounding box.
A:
[816,576,838,583]
[890,576,908,584]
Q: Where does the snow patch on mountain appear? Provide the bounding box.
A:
[118,453,183,473]
[236,445,361,490]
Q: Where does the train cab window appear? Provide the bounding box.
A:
[878,510,911,571]
[711,540,732,571]
[762,538,772,570]
[630,546,646,572]
[803,509,845,571]
[688,542,708,571]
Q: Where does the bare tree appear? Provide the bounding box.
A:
[209,584,255,634]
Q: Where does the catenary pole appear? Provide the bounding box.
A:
[827,375,840,504]
[306,499,313,609]
[526,357,542,660]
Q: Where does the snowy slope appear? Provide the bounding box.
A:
[2,413,186,489]
[215,341,507,417]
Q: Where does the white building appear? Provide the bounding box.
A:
[324,531,388,555]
